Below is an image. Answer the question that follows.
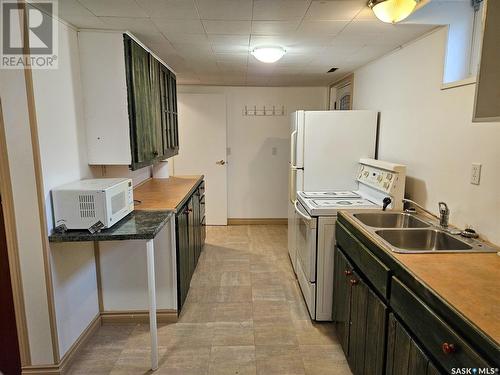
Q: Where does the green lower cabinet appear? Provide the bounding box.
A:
[332,247,387,375]
[187,197,196,280]
[176,205,190,311]
[175,183,207,313]
[332,246,352,354]
[386,313,443,375]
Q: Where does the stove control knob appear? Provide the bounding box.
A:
[383,182,390,189]
[363,171,369,177]
[386,173,393,181]
[377,175,383,182]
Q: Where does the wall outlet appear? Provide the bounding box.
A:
[471,163,481,185]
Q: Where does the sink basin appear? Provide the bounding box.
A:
[354,213,430,229]
[375,229,473,252]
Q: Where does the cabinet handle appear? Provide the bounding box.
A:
[350,278,358,285]
[344,269,352,276]
[442,342,456,354]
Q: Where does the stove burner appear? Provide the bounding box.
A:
[335,201,352,205]
[300,191,360,199]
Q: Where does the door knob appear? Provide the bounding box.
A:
[216,160,226,165]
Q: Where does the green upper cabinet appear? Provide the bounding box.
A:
[124,35,178,170]
[78,31,178,170]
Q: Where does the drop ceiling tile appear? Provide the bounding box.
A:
[341,19,397,36]
[355,7,378,20]
[212,44,249,53]
[61,15,106,29]
[217,62,247,73]
[164,34,209,44]
[251,20,301,35]
[252,0,310,21]
[60,0,95,16]
[145,40,177,56]
[215,53,249,63]
[98,17,158,35]
[153,19,205,35]
[172,43,214,55]
[297,20,349,35]
[135,0,199,19]
[196,0,253,20]
[208,34,250,45]
[202,20,252,35]
[78,0,148,17]
[305,0,366,21]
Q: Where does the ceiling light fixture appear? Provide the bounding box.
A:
[367,0,419,24]
[251,47,286,63]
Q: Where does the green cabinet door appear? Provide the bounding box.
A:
[124,36,157,168]
[187,197,196,280]
[159,66,178,158]
[124,34,178,169]
[348,270,387,375]
[332,246,353,355]
[193,188,202,262]
[386,313,445,375]
[333,246,388,375]
[149,56,163,158]
[176,206,190,312]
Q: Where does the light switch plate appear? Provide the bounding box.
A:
[471,163,481,185]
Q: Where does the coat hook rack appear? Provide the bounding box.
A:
[243,105,285,117]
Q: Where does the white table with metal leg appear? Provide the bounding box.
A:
[146,238,158,370]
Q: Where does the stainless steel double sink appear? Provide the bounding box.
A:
[352,212,497,254]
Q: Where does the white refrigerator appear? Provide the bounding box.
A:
[288,110,378,272]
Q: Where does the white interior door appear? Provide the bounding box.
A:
[172,93,228,225]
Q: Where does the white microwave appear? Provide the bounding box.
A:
[52,178,134,231]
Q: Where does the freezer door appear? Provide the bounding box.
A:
[303,110,377,191]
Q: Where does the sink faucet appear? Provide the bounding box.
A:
[438,202,449,228]
[402,198,450,229]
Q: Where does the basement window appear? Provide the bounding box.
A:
[441,0,485,88]
[406,0,484,88]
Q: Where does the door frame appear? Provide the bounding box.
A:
[328,74,354,110]
[0,99,31,365]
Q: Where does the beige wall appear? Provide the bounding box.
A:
[0,61,55,364]
[31,21,99,358]
[177,85,328,219]
[353,27,500,245]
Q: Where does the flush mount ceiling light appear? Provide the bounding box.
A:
[367,0,419,24]
[251,47,286,63]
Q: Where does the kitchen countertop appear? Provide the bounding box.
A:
[49,210,173,242]
[133,175,204,212]
[338,210,500,362]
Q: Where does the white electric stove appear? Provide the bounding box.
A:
[292,159,406,321]
[297,192,378,216]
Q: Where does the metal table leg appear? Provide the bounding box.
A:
[146,239,158,371]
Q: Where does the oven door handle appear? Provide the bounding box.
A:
[294,200,312,222]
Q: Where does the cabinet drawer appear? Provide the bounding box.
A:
[336,222,390,300]
[391,277,490,372]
